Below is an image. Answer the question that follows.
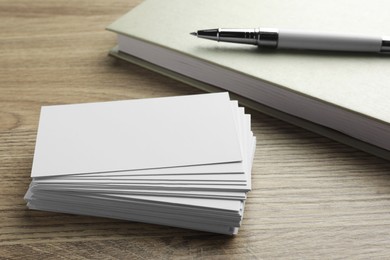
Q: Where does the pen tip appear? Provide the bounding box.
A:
[190,32,197,36]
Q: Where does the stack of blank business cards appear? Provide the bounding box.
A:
[25,92,256,235]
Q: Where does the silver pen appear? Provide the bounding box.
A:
[190,28,390,53]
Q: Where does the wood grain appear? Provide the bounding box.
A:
[1,0,390,259]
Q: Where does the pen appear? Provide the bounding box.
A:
[190,28,390,53]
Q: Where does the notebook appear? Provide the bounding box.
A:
[107,0,390,160]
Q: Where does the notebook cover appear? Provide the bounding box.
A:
[107,0,390,159]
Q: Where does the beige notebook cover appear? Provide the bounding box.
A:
[107,0,390,159]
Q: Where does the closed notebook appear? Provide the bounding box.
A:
[107,0,390,160]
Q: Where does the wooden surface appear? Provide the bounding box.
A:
[1,0,390,259]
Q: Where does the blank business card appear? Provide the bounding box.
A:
[32,93,243,177]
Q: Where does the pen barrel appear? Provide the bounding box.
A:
[277,29,382,52]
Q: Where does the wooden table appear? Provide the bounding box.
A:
[1,1,390,259]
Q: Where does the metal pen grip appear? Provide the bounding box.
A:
[218,28,280,47]
[218,28,258,45]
